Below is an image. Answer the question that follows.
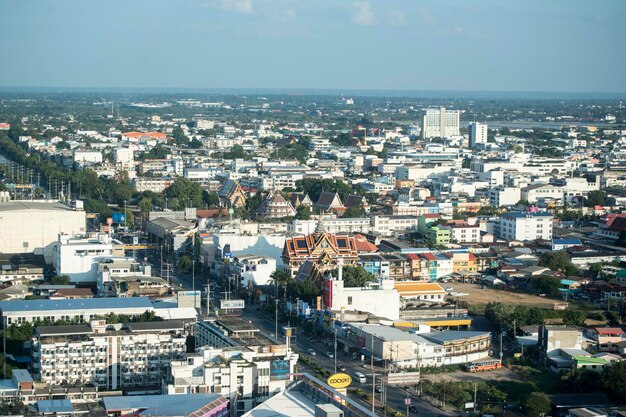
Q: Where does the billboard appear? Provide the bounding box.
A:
[112,212,126,223]
[220,299,245,309]
[270,359,290,381]
[327,373,352,389]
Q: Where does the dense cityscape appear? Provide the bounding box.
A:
[1,1,626,417]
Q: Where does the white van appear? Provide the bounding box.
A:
[354,372,366,383]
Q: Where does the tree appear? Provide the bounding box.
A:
[124,207,135,230]
[50,275,70,285]
[203,190,219,208]
[601,360,626,403]
[341,266,374,288]
[223,145,246,160]
[139,197,153,215]
[172,126,189,146]
[563,368,601,393]
[562,309,586,326]
[295,178,353,203]
[532,275,561,297]
[524,392,551,417]
[270,270,293,300]
[343,204,365,218]
[295,205,311,220]
[178,256,192,273]
[586,190,606,207]
[539,251,579,275]
[165,177,203,210]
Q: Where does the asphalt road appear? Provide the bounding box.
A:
[143,252,456,417]
[241,303,455,417]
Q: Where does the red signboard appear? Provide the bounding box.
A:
[323,278,333,309]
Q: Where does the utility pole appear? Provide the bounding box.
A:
[371,335,375,414]
[334,328,337,374]
[499,332,503,361]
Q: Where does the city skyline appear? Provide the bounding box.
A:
[1,0,625,93]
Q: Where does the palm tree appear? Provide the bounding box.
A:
[270,269,293,301]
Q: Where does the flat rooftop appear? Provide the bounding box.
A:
[0,297,153,313]
[0,201,76,212]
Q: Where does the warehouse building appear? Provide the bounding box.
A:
[0,201,86,263]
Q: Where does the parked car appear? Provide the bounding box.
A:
[307,348,316,356]
[326,351,334,358]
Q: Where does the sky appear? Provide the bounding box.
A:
[1,0,625,93]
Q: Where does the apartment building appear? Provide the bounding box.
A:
[499,212,554,241]
[133,177,174,193]
[421,107,461,139]
[521,183,564,204]
[32,320,186,390]
[489,186,521,207]
[167,346,298,414]
[370,216,419,237]
[469,122,488,147]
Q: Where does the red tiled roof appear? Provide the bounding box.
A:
[595,327,624,335]
[353,234,377,253]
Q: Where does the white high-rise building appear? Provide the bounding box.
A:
[499,212,554,241]
[469,122,488,147]
[421,107,460,139]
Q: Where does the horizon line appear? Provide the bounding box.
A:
[0,85,625,99]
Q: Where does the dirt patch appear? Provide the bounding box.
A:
[424,367,521,383]
[447,283,557,309]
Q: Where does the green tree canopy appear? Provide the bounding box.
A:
[295,178,353,203]
[524,392,552,417]
[539,251,579,275]
[165,177,203,210]
[586,190,606,207]
[341,265,375,288]
[532,275,561,297]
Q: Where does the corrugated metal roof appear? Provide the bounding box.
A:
[0,297,152,313]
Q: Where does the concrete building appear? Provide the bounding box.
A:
[489,186,521,207]
[53,234,125,284]
[347,324,492,368]
[231,254,276,287]
[102,393,228,417]
[323,269,400,320]
[499,212,553,241]
[0,201,86,264]
[32,320,186,390]
[421,107,461,139]
[0,297,154,326]
[469,122,488,147]
[167,346,298,414]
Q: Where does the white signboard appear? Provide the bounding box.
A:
[220,299,245,309]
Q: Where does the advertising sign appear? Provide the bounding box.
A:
[112,212,126,223]
[270,359,290,381]
[327,373,352,389]
[220,299,245,309]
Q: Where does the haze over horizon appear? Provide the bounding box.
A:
[1,0,625,94]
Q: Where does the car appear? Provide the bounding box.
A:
[375,384,383,393]
[408,405,417,413]
[338,364,347,372]
[326,351,334,358]
[354,372,366,383]
[307,348,316,356]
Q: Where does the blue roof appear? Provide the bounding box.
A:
[38,399,73,413]
[103,394,224,416]
[553,238,582,245]
[503,212,553,219]
[0,297,152,313]
[421,330,490,344]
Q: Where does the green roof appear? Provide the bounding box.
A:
[616,270,626,278]
[573,356,607,365]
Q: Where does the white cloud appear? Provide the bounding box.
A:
[206,0,254,14]
[387,9,406,26]
[351,1,375,26]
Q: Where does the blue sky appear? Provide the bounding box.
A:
[1,0,624,92]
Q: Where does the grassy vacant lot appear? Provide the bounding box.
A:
[449,283,558,309]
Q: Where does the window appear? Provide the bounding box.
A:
[347,296,353,305]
